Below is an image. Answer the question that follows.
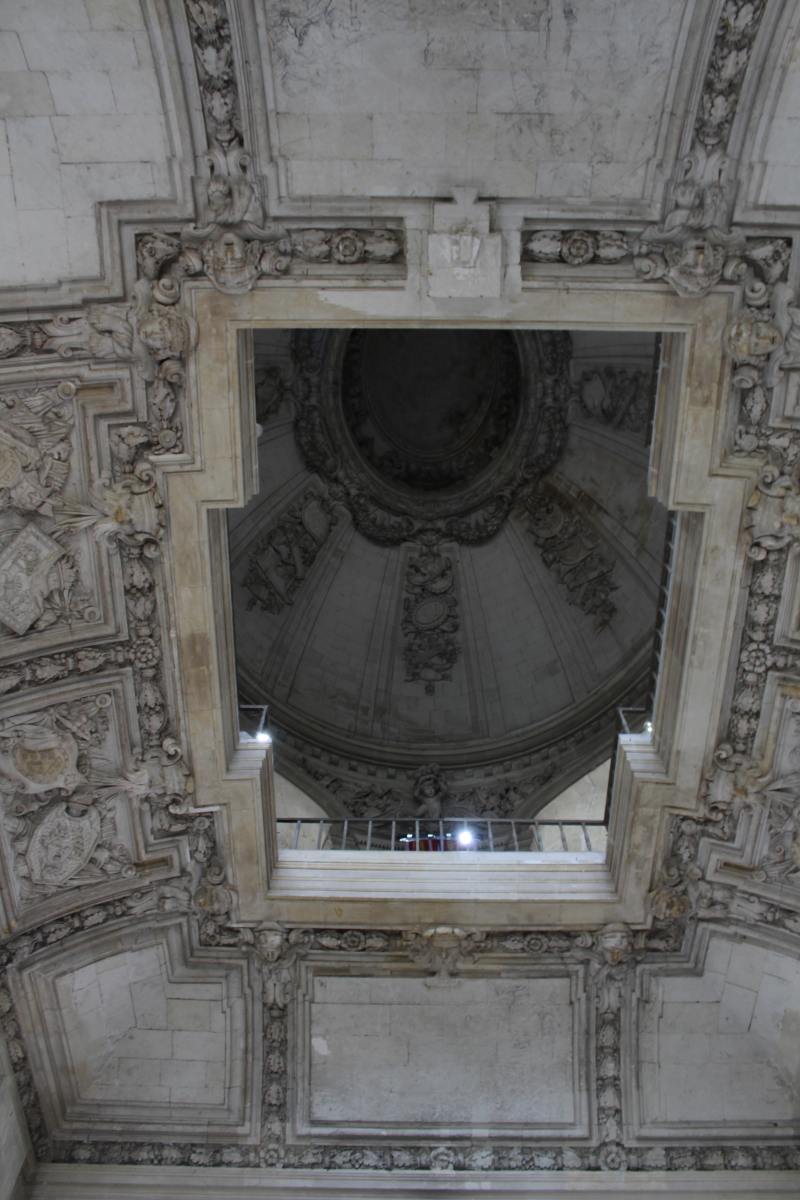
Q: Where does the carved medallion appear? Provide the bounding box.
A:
[12,735,74,788]
[25,802,101,886]
[0,723,81,796]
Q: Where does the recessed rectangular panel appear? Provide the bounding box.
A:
[256,0,697,208]
[293,967,588,1139]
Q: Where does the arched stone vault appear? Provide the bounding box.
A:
[0,0,799,1193]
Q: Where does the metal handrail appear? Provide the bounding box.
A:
[239,704,270,741]
[276,816,607,853]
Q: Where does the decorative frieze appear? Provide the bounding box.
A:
[524,229,631,268]
[694,0,769,151]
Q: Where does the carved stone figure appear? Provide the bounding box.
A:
[412,765,449,820]
[243,489,337,614]
[746,463,800,557]
[726,311,783,362]
[634,147,746,297]
[403,925,487,975]
[576,367,653,435]
[766,283,800,386]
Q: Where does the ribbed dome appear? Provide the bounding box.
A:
[229,329,666,818]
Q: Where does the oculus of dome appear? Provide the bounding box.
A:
[341,330,520,492]
[292,329,572,545]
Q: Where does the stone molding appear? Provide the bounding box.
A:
[7,913,261,1147]
[27,1163,800,1198]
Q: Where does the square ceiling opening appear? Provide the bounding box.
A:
[227,328,670,854]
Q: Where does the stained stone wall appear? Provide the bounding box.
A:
[738,4,800,215]
[256,0,698,207]
[9,915,260,1145]
[634,933,800,1138]
[0,0,176,288]
[299,972,585,1138]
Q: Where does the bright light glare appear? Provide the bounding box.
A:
[456,828,474,847]
[256,731,272,744]
[644,721,654,734]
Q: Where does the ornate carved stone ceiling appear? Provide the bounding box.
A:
[229,328,667,817]
[1,0,800,1193]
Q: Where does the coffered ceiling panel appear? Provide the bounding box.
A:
[253,0,703,214]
